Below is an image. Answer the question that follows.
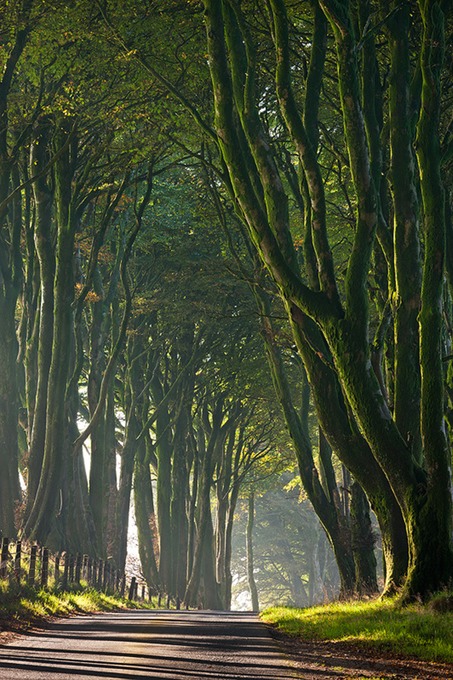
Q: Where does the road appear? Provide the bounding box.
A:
[0,610,300,679]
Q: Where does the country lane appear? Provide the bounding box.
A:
[0,609,302,679]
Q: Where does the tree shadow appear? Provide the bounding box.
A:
[0,610,305,679]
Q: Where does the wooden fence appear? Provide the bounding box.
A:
[0,537,149,602]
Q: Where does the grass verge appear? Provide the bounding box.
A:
[0,581,153,635]
[261,597,453,664]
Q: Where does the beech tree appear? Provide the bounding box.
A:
[202,0,452,600]
[0,0,36,537]
[2,0,452,607]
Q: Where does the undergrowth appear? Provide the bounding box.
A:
[261,596,453,664]
[0,580,154,634]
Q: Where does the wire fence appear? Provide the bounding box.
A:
[0,536,151,603]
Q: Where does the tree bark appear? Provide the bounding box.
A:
[23,118,77,547]
[184,397,224,608]
[350,481,378,596]
[26,116,55,515]
[411,0,453,599]
[246,493,259,612]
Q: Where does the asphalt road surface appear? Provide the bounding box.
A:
[0,610,300,679]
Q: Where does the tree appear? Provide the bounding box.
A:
[0,0,36,537]
[202,0,453,600]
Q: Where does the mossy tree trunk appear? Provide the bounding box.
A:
[202,0,452,599]
[319,0,452,600]
[350,481,378,596]
[387,3,422,463]
[289,306,408,595]
[410,0,453,599]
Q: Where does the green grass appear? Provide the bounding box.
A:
[261,597,453,664]
[0,580,154,634]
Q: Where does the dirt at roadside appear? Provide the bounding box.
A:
[271,630,453,680]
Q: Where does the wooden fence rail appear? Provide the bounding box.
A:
[0,536,157,604]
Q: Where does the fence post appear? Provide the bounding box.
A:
[90,557,96,586]
[62,552,69,590]
[69,554,75,584]
[87,556,93,585]
[109,565,115,593]
[14,540,21,582]
[128,576,136,600]
[28,545,38,586]
[41,548,49,588]
[75,554,82,584]
[141,584,145,601]
[82,554,88,581]
[102,561,109,592]
[54,554,60,584]
[120,573,126,598]
[97,559,103,588]
[0,537,9,579]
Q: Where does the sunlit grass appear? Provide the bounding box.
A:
[0,580,155,633]
[261,597,453,663]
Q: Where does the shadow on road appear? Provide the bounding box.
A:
[0,610,302,679]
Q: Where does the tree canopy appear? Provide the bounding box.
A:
[0,0,452,607]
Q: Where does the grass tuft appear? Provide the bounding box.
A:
[261,596,453,664]
[0,581,155,635]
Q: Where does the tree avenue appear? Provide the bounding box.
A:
[0,0,452,608]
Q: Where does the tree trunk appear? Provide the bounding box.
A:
[184,398,224,608]
[350,481,378,596]
[258,292,356,597]
[0,294,21,536]
[87,267,108,552]
[215,423,236,603]
[23,119,76,547]
[170,389,192,600]
[104,384,119,561]
[26,117,55,515]
[200,498,223,610]
[113,335,142,571]
[151,371,173,592]
[187,435,199,583]
[134,445,159,591]
[246,494,259,612]
[410,0,453,599]
[388,3,422,463]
